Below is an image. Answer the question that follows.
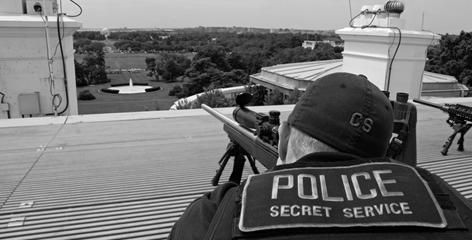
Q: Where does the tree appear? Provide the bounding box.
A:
[245,85,266,106]
[145,57,158,79]
[162,59,180,81]
[186,57,216,76]
[74,39,92,53]
[75,44,108,86]
[194,44,230,71]
[84,42,105,53]
[460,69,472,86]
[426,31,472,86]
[227,52,245,70]
[284,88,303,104]
[74,31,106,41]
[264,89,284,105]
[212,69,248,88]
[78,90,96,100]
[158,53,191,82]
[75,60,87,86]
[194,90,234,108]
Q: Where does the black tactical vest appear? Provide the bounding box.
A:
[206,163,472,240]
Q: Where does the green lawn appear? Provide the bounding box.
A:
[77,71,181,114]
[75,52,194,114]
[105,53,157,69]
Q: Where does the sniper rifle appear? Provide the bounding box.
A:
[413,99,472,155]
[201,93,279,186]
[203,92,418,185]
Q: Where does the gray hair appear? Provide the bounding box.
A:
[286,127,338,161]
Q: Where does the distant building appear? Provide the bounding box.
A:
[302,40,343,50]
[302,40,317,50]
[250,59,468,98]
[422,72,468,97]
[103,46,113,53]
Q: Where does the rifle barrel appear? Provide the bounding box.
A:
[202,104,278,168]
[413,99,446,111]
[201,104,256,141]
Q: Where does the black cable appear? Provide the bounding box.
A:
[0,91,5,103]
[348,10,403,92]
[349,9,380,29]
[57,13,69,115]
[362,11,379,29]
[349,10,366,28]
[52,16,65,61]
[67,0,82,17]
[386,27,402,91]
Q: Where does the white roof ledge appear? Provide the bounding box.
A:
[0,105,296,128]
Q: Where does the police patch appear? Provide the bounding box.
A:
[239,163,446,232]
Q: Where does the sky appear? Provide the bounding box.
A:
[61,0,472,34]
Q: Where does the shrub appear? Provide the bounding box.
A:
[145,86,161,92]
[110,83,128,87]
[101,88,119,94]
[175,90,234,110]
[194,90,234,108]
[78,90,96,100]
[169,85,183,96]
[244,85,266,106]
[175,99,195,109]
[284,88,303,104]
[264,89,284,105]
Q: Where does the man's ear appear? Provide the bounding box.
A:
[278,122,290,162]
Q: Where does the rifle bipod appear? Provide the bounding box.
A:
[212,141,259,186]
[441,118,472,156]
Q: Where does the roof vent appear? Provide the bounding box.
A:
[385,0,404,14]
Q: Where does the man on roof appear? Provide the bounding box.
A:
[168,72,472,240]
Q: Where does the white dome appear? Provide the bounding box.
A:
[101,28,110,36]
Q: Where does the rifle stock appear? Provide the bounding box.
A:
[202,104,278,169]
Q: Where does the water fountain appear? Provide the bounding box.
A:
[102,78,160,94]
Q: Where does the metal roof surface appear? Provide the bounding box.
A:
[422,71,459,83]
[1,103,472,239]
[260,59,461,85]
[261,59,343,81]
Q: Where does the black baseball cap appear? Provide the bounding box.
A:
[287,72,393,158]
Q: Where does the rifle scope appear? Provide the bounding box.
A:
[232,93,281,146]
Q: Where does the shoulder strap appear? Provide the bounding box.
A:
[204,184,239,240]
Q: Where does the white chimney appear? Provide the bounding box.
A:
[0,0,24,15]
[0,13,81,118]
[337,0,440,99]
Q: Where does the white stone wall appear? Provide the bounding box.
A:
[0,15,81,118]
[337,27,439,100]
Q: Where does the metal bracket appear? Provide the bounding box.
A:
[7,217,25,227]
[19,201,34,208]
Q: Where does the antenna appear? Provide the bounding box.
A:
[348,0,353,20]
[421,12,425,30]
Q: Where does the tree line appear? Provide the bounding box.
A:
[139,32,343,98]
[73,31,343,92]
[73,29,472,102]
[426,31,472,86]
